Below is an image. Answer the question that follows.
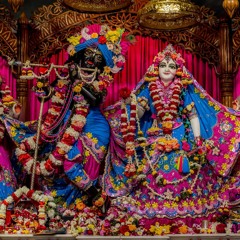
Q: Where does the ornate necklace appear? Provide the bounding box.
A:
[149,77,182,134]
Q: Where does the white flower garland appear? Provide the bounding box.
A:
[0,186,55,230]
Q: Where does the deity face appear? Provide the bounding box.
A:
[158,58,177,84]
[81,47,104,69]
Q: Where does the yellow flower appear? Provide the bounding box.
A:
[224,154,230,159]
[229,145,234,151]
[152,202,158,209]
[104,66,111,74]
[163,202,171,208]
[162,225,171,234]
[214,105,220,111]
[128,224,137,231]
[85,150,90,157]
[75,176,82,182]
[230,115,236,121]
[155,227,163,235]
[182,201,189,207]
[136,201,141,206]
[87,224,95,230]
[92,137,98,144]
[73,83,82,93]
[100,145,106,152]
[67,35,82,46]
[145,202,151,208]
[189,201,194,207]
[106,30,121,43]
[171,202,178,208]
[77,226,84,233]
[200,93,205,99]
[128,217,134,223]
[142,158,147,164]
[37,81,43,88]
[124,232,130,236]
[194,88,200,93]
[91,33,98,39]
[51,190,57,197]
[224,112,230,117]
[164,165,169,170]
[235,127,240,133]
[208,101,214,106]
[179,225,188,234]
[86,132,93,138]
[149,225,155,233]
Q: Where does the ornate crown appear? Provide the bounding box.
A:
[67,24,135,74]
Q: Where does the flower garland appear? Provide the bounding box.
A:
[148,75,183,135]
[0,186,54,231]
[120,93,138,177]
[15,78,89,176]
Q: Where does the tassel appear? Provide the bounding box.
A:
[176,155,183,173]
[182,156,190,174]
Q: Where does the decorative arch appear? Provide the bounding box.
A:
[28,0,220,69]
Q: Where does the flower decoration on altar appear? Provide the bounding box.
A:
[0,186,55,233]
[67,24,136,74]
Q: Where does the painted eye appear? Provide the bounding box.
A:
[169,64,176,69]
[95,54,103,63]
[159,63,166,68]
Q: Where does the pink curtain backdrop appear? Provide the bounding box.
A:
[1,36,233,121]
[234,66,240,99]
[0,57,17,98]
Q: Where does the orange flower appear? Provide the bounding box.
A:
[76,201,86,210]
[128,224,137,231]
[179,225,188,234]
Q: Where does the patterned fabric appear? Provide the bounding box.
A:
[4,107,110,205]
[102,71,240,222]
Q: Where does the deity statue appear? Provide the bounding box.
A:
[6,24,134,208]
[102,45,240,228]
[0,76,21,201]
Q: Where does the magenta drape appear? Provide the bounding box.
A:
[0,57,17,98]
[0,36,225,121]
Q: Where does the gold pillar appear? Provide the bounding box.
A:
[17,12,29,121]
[219,20,233,107]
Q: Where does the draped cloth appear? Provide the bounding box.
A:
[102,64,240,223]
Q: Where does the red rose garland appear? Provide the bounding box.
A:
[15,79,89,176]
[120,93,137,177]
[149,78,182,135]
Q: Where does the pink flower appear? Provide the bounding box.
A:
[116,61,124,68]
[182,140,190,151]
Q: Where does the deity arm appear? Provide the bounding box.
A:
[190,116,201,138]
[188,105,202,145]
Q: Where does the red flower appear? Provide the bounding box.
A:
[119,87,131,100]
[119,225,129,234]
[98,36,107,44]
[216,223,226,233]
[26,190,34,198]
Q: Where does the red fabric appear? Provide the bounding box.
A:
[0,36,223,120]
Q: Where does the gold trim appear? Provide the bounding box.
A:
[63,0,132,13]
[138,0,200,30]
